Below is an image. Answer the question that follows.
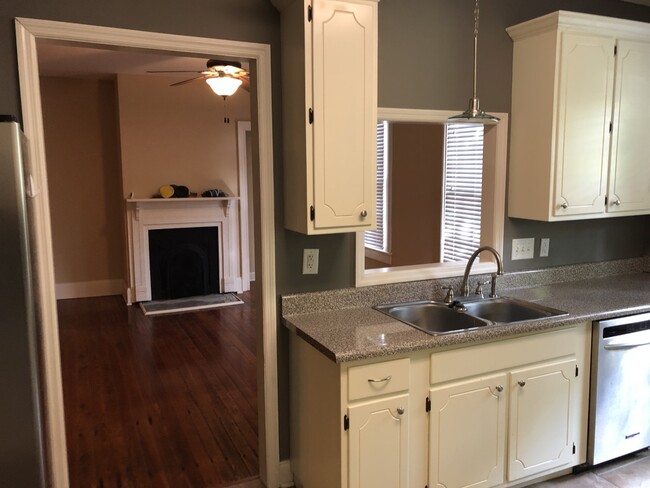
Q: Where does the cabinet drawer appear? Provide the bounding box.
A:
[348,358,410,402]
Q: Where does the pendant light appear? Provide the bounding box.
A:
[448,0,499,123]
[205,75,243,97]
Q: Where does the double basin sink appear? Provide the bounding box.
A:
[374,297,568,336]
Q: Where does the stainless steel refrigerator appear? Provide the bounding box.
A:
[0,115,46,487]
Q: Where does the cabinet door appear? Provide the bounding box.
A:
[429,374,507,488]
[348,394,409,488]
[311,0,377,230]
[608,39,650,215]
[508,359,576,481]
[554,33,615,217]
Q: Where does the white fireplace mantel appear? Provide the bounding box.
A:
[125,197,242,304]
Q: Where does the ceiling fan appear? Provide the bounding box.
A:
[147,59,250,97]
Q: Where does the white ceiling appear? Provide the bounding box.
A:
[36,40,248,79]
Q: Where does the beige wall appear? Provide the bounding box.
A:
[390,123,444,267]
[41,77,125,288]
[117,74,251,199]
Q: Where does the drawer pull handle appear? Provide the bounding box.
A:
[518,380,526,387]
[396,407,405,415]
[368,375,392,383]
[495,385,504,393]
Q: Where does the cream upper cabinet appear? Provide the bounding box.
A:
[279,0,378,234]
[608,40,650,214]
[507,11,650,221]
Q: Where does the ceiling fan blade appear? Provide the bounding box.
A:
[170,75,210,86]
[240,77,251,92]
[146,69,205,74]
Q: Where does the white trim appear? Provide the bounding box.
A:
[55,279,123,299]
[15,18,279,488]
[237,121,252,292]
[278,459,294,487]
[355,108,507,287]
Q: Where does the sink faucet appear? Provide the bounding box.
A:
[461,246,504,298]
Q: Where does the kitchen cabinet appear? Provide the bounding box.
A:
[277,0,378,234]
[289,323,590,488]
[427,326,585,488]
[507,11,650,221]
[289,336,416,488]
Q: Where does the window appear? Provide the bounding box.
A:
[365,120,389,254]
[441,123,484,262]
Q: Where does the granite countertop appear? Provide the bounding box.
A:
[283,271,650,363]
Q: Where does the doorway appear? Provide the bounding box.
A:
[15,18,279,488]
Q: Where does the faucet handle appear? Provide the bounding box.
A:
[475,280,490,298]
[442,286,454,304]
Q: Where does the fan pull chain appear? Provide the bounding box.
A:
[223,95,231,124]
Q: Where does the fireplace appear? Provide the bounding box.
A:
[125,198,244,304]
[148,226,220,300]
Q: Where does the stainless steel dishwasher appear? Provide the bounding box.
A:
[588,312,650,466]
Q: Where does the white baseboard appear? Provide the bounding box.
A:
[279,459,294,487]
[250,271,256,282]
[55,279,123,299]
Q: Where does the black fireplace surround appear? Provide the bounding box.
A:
[148,226,220,300]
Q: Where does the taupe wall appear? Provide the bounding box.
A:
[390,123,444,267]
[117,74,250,199]
[41,77,125,288]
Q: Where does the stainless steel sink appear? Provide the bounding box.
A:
[374,300,491,335]
[457,297,567,324]
[374,297,567,335]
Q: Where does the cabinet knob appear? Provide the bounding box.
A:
[518,380,526,387]
[613,198,621,206]
[396,407,405,415]
[495,385,504,393]
[560,202,569,209]
[360,210,368,218]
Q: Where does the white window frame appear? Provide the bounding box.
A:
[355,108,507,287]
[364,120,391,265]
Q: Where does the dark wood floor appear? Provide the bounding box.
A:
[57,290,259,488]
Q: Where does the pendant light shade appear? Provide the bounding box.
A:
[449,0,499,123]
[206,76,243,97]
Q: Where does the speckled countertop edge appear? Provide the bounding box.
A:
[282,258,650,363]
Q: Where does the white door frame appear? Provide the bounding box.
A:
[237,120,252,291]
[15,18,280,488]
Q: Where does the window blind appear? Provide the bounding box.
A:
[442,123,484,262]
[365,121,388,252]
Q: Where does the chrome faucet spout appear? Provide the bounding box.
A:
[461,246,504,297]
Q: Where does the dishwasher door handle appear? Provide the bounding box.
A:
[604,340,650,350]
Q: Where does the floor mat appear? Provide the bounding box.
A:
[139,293,243,316]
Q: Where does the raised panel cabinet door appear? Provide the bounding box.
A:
[507,359,576,481]
[311,0,377,230]
[429,374,507,488]
[608,40,650,215]
[554,33,615,217]
[348,394,409,488]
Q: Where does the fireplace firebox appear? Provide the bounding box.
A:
[148,226,219,300]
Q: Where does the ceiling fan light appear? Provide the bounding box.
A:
[206,76,242,97]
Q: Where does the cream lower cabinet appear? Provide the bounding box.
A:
[348,394,409,488]
[290,324,590,488]
[429,374,508,488]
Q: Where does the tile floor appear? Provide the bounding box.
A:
[532,449,650,487]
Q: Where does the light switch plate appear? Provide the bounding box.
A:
[302,249,319,274]
[512,238,535,260]
[540,238,550,257]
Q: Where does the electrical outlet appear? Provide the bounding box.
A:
[512,238,535,260]
[540,238,550,257]
[302,249,319,274]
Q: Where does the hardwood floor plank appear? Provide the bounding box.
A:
[58,291,259,487]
